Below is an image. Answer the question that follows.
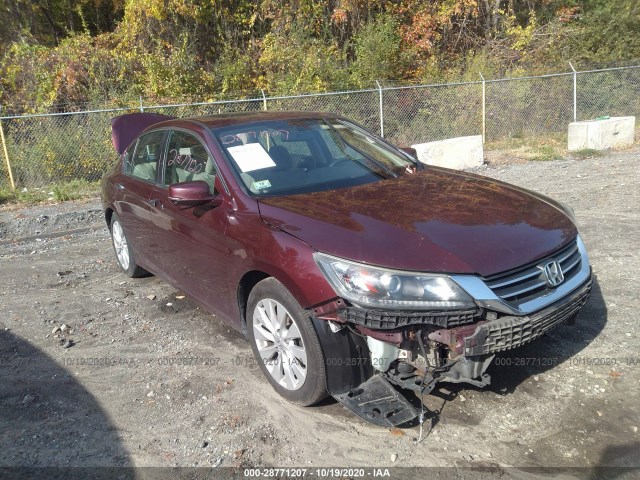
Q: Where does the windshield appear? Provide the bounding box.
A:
[212,118,418,196]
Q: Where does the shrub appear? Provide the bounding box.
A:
[4,111,118,187]
[258,25,350,95]
[350,15,406,87]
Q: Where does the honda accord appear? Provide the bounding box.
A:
[101,111,592,426]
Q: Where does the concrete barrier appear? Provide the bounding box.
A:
[411,135,484,170]
[568,116,635,151]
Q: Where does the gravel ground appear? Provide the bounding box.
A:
[0,148,639,475]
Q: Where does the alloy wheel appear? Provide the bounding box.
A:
[253,298,308,391]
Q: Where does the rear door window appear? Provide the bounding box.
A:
[124,130,165,183]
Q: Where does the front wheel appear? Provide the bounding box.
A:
[247,278,328,406]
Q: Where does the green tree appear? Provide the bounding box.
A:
[258,24,349,94]
[350,15,405,87]
[561,0,640,64]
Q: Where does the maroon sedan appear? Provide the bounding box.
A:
[101,111,592,426]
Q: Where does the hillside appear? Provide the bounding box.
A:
[1,0,639,114]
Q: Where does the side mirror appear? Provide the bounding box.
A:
[168,181,221,208]
[400,147,417,158]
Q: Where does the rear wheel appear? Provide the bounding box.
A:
[109,213,147,278]
[247,278,327,405]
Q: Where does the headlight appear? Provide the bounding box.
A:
[313,252,476,310]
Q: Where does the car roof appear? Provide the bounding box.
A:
[111,111,344,154]
[158,111,338,130]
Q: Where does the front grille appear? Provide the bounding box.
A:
[464,277,592,356]
[484,239,582,307]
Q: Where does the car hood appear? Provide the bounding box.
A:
[258,167,577,277]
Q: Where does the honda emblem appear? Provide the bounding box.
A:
[543,261,564,287]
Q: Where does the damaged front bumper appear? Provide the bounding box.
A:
[312,275,592,427]
[429,277,592,357]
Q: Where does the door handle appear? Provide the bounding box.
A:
[148,199,161,207]
[115,183,125,190]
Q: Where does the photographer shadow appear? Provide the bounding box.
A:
[0,330,134,479]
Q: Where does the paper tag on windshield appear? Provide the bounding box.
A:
[227,143,276,172]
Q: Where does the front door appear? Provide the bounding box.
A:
[147,130,234,320]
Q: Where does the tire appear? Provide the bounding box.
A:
[247,277,328,406]
[109,213,147,278]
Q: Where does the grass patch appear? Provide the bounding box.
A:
[485,133,568,163]
[51,179,96,201]
[0,180,99,206]
[571,148,603,159]
[0,187,15,205]
[530,144,564,161]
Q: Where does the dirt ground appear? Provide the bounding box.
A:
[1,147,639,476]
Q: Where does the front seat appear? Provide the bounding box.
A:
[268,146,293,171]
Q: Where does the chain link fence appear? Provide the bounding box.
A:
[382,81,483,145]
[1,64,639,190]
[485,73,574,139]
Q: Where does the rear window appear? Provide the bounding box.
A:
[123,130,165,183]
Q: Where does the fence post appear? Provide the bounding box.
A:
[261,90,268,111]
[0,106,16,190]
[139,96,144,113]
[479,73,486,144]
[569,62,577,122]
[375,80,384,138]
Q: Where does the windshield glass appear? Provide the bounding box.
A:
[212,118,417,196]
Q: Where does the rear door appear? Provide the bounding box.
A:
[147,129,234,319]
[115,129,167,273]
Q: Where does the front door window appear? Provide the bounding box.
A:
[164,131,217,193]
